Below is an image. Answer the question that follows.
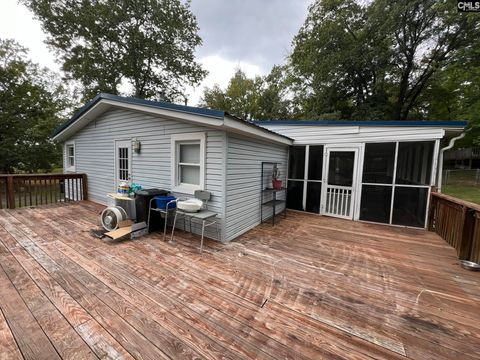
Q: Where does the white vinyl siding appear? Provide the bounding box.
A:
[224,134,288,241]
[259,125,446,144]
[65,108,225,240]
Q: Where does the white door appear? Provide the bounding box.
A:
[321,147,359,219]
[115,140,132,188]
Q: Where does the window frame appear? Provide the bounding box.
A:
[360,139,439,228]
[65,141,75,172]
[171,132,205,195]
[287,145,324,213]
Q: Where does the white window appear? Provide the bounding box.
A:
[65,142,75,172]
[171,133,205,194]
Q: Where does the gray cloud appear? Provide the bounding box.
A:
[190,0,311,72]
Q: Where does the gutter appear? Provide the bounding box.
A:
[437,129,470,192]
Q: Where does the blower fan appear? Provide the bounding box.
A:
[101,206,128,231]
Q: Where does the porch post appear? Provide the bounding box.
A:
[81,174,88,201]
[6,175,15,209]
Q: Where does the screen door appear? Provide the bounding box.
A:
[321,147,359,219]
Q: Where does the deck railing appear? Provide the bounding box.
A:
[0,173,87,209]
[428,191,480,262]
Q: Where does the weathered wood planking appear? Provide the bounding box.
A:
[20,205,406,358]
[0,306,23,360]
[0,261,61,360]
[0,247,96,360]
[0,202,480,360]
[11,204,480,358]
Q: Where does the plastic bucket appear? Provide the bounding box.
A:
[154,195,177,210]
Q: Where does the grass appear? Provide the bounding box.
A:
[442,185,480,205]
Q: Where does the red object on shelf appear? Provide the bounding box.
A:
[272,179,283,190]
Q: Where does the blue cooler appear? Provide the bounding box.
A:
[154,195,177,210]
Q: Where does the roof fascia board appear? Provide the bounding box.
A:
[52,102,107,141]
[223,116,293,145]
[101,99,224,127]
[53,99,225,141]
[255,120,468,128]
[53,98,292,145]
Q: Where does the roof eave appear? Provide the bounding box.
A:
[52,95,293,145]
[253,119,469,128]
[223,115,293,145]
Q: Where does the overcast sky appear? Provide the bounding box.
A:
[0,0,311,105]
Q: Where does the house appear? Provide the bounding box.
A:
[52,94,292,242]
[52,94,467,241]
[443,146,480,169]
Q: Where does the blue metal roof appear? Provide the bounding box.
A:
[53,93,468,139]
[52,93,225,138]
[253,119,468,127]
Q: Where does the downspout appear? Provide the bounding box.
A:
[437,129,469,192]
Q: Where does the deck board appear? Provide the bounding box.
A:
[0,201,479,359]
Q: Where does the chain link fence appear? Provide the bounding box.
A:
[442,169,480,186]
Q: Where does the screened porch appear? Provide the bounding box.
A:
[286,140,438,228]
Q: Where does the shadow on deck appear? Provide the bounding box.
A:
[0,201,479,359]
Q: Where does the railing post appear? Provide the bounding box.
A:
[427,191,436,231]
[459,207,476,260]
[6,175,15,209]
[82,174,88,201]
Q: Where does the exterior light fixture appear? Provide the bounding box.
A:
[133,138,141,153]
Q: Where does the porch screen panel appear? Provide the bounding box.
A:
[360,142,395,224]
[360,185,392,224]
[392,141,434,227]
[306,182,321,213]
[288,146,305,180]
[287,146,307,212]
[396,141,434,185]
[287,145,324,213]
[328,151,355,186]
[287,180,304,211]
[308,146,324,180]
[305,145,324,213]
[363,143,395,184]
[392,187,429,227]
[361,141,434,227]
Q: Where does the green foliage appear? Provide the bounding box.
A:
[200,67,291,120]
[23,0,207,102]
[420,38,480,145]
[289,0,478,120]
[201,0,477,129]
[256,65,292,120]
[0,39,67,173]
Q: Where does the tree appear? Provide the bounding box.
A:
[200,69,260,119]
[256,65,292,120]
[23,0,207,102]
[378,0,476,120]
[420,37,480,145]
[289,0,477,120]
[0,39,67,173]
[200,67,291,120]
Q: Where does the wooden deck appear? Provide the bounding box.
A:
[0,202,479,360]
